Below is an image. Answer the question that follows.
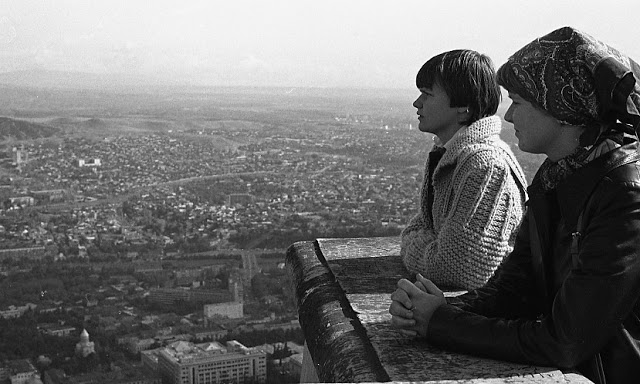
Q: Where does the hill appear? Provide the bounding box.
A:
[0,116,61,141]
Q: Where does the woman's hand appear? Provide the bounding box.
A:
[389,274,446,337]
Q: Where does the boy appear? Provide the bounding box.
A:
[401,49,527,290]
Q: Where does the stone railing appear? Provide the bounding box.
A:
[285,236,592,383]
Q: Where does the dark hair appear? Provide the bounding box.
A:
[496,61,519,95]
[496,61,541,109]
[416,49,500,126]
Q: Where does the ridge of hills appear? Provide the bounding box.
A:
[0,69,416,96]
[0,116,60,141]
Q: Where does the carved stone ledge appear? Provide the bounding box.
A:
[286,236,592,384]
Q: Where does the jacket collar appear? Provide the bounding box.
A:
[529,137,640,229]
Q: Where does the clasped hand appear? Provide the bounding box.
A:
[389,273,447,337]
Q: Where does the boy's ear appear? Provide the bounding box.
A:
[456,107,470,125]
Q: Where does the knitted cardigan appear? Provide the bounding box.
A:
[401,116,528,290]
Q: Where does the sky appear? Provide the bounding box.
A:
[0,0,639,89]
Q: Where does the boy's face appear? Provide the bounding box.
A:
[413,83,461,142]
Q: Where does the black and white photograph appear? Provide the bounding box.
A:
[0,1,638,383]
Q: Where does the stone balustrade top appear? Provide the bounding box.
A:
[285,236,591,384]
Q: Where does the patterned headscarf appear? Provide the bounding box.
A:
[497,26,640,137]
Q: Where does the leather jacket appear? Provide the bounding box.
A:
[427,138,640,384]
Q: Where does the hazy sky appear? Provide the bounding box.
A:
[0,0,638,88]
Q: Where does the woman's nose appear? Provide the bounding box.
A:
[504,105,513,123]
[413,98,420,109]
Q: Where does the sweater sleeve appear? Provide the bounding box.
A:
[401,151,524,290]
[446,209,539,319]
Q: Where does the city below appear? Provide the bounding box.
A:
[0,85,543,384]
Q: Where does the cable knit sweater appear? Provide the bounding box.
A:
[401,116,528,290]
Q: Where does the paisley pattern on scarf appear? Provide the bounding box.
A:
[497,27,640,135]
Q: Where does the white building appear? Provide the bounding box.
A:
[78,158,101,167]
[12,146,28,166]
[75,329,95,357]
[157,340,266,384]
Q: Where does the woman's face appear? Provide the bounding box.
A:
[504,92,564,157]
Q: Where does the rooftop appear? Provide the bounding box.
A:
[5,358,37,374]
[160,340,264,364]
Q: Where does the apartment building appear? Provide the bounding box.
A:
[157,340,266,384]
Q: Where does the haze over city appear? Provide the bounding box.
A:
[1,0,639,89]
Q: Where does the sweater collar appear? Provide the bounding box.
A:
[436,116,502,168]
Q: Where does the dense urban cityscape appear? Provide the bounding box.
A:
[0,85,543,384]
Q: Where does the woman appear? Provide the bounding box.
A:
[389,26,640,384]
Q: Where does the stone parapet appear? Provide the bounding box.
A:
[286,236,592,384]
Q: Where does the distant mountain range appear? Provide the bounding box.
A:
[0,69,419,95]
[0,116,60,141]
[0,69,178,91]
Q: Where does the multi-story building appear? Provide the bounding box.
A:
[148,288,230,306]
[192,325,228,342]
[157,340,266,384]
[4,359,40,384]
[37,323,76,337]
[31,189,65,204]
[43,366,161,384]
[0,303,38,319]
[0,247,45,262]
